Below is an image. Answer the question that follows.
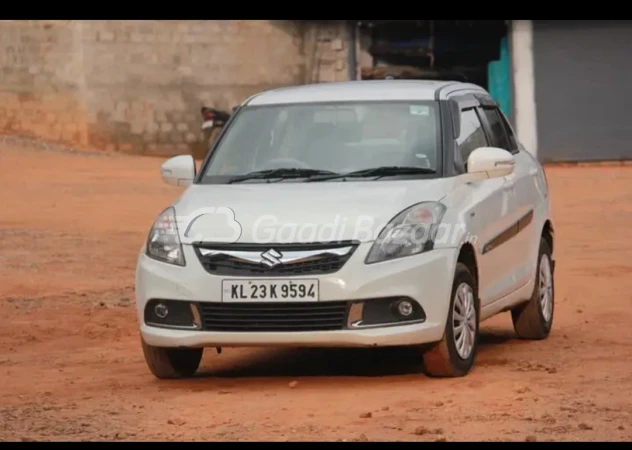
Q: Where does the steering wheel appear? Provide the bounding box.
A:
[259,158,311,170]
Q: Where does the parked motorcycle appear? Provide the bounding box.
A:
[200,106,231,147]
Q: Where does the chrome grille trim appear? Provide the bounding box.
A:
[194,241,358,276]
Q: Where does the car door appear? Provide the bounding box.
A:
[478,105,535,290]
[499,110,547,282]
[453,105,520,306]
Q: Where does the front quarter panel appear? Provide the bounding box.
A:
[434,175,486,252]
[435,173,521,305]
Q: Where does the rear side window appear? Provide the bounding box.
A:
[480,107,512,151]
[457,108,488,164]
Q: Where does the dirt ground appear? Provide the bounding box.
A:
[1,140,631,442]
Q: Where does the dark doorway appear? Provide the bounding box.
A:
[357,20,508,91]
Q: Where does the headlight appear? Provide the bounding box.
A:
[365,202,447,264]
[145,207,185,266]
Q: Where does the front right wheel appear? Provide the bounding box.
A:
[422,262,479,377]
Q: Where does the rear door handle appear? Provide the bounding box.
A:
[529,168,538,176]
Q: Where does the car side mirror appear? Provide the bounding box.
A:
[160,155,196,187]
[467,147,515,178]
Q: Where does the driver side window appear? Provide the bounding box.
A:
[456,108,488,171]
[498,111,520,154]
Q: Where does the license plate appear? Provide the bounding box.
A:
[221,279,319,302]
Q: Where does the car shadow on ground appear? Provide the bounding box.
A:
[192,328,518,379]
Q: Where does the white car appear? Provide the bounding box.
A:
[135,80,555,379]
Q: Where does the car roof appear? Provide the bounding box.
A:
[245,80,487,106]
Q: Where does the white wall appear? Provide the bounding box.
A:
[510,20,538,158]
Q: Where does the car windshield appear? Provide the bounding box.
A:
[198,100,441,183]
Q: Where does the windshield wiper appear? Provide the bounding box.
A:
[306,166,436,182]
[227,168,337,184]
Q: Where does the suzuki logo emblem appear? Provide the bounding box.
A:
[260,249,283,267]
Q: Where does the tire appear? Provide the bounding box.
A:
[141,338,203,379]
[511,238,554,340]
[423,262,479,377]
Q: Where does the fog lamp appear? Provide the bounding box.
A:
[154,303,169,319]
[396,300,414,317]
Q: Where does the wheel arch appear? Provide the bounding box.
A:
[541,219,554,255]
[541,219,555,272]
[455,242,480,310]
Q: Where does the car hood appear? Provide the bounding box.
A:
[172,179,455,245]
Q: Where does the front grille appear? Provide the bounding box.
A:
[198,301,349,332]
[201,257,346,276]
[194,242,357,277]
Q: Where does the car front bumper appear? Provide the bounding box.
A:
[135,243,458,348]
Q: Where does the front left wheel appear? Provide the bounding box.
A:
[422,262,479,377]
[141,338,203,379]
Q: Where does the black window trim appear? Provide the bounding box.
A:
[454,105,490,174]
[497,109,520,155]
[444,93,522,177]
[473,93,520,155]
[478,105,510,152]
[477,105,520,156]
[443,93,485,176]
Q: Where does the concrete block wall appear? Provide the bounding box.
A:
[0,20,349,157]
[302,21,351,83]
